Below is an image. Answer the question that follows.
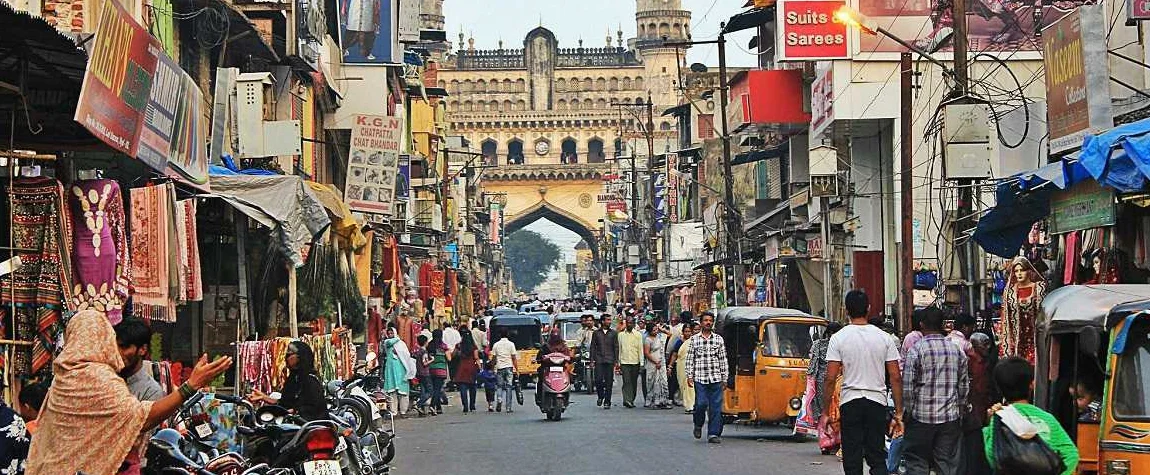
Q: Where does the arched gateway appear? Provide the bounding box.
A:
[482,163,611,263]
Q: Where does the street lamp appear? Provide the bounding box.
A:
[833,5,953,72]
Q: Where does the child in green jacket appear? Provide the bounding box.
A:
[984,357,1079,475]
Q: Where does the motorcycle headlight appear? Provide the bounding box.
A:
[789,397,802,410]
[1107,460,1131,475]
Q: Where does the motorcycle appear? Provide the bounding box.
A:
[571,345,594,395]
[534,352,572,421]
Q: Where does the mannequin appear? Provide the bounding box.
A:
[1001,257,1046,363]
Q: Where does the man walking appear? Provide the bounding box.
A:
[825,290,903,475]
[590,314,619,409]
[617,317,644,408]
[902,307,968,475]
[490,329,518,414]
[686,311,728,444]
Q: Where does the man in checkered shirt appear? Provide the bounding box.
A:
[686,311,729,443]
[902,307,969,475]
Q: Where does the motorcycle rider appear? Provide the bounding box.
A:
[536,330,571,404]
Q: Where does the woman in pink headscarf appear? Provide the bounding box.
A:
[25,310,231,475]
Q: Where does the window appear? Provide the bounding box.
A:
[723,323,758,377]
[765,323,815,358]
[481,140,498,166]
[587,138,605,163]
[1115,319,1150,420]
[507,140,525,164]
[561,138,578,164]
[660,122,672,131]
[698,114,715,139]
[556,78,567,91]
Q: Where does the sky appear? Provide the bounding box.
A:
[441,0,760,68]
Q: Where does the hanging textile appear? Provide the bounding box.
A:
[355,230,374,298]
[236,330,355,394]
[174,199,203,302]
[68,179,130,324]
[129,184,178,321]
[0,177,74,377]
[417,261,434,301]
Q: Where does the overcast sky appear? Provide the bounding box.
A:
[442,0,760,68]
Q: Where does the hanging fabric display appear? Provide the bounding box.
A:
[236,330,354,394]
[0,177,74,377]
[68,179,130,324]
[129,183,178,322]
[173,199,203,302]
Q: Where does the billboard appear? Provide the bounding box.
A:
[345,114,402,215]
[139,55,209,185]
[74,0,160,157]
[1043,4,1112,153]
[339,0,401,64]
[776,0,850,60]
[855,0,1092,53]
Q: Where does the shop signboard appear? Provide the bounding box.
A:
[654,172,666,232]
[139,55,209,185]
[606,201,627,212]
[776,0,849,61]
[1049,181,1116,234]
[489,203,503,245]
[345,114,402,216]
[398,0,421,43]
[1129,0,1150,21]
[396,155,411,200]
[77,0,209,185]
[1043,4,1112,153]
[810,62,834,137]
[809,236,823,259]
[597,193,619,203]
[338,0,401,64]
[856,0,1091,54]
[764,236,780,262]
[74,0,161,158]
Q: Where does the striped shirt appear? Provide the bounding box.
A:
[904,334,969,424]
[685,332,728,385]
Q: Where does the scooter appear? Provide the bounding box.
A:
[534,352,572,421]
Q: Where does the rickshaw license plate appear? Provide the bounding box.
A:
[549,367,563,372]
[194,423,213,438]
[303,460,341,475]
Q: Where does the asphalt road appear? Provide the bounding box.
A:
[390,383,843,475]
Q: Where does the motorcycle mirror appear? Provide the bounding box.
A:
[269,391,282,401]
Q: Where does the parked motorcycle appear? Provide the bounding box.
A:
[534,352,572,421]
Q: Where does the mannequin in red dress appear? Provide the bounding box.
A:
[1001,257,1045,363]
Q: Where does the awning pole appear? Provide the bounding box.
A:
[289,263,298,338]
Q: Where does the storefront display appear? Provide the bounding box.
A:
[68,179,130,323]
[1000,257,1046,363]
[236,329,355,394]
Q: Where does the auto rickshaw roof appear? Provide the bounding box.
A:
[490,315,542,327]
[554,311,599,322]
[491,307,519,316]
[715,306,818,324]
[1040,285,1150,334]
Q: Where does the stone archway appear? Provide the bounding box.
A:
[504,201,600,263]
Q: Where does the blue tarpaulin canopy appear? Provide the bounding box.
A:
[974,118,1150,258]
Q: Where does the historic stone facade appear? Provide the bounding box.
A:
[439,0,691,166]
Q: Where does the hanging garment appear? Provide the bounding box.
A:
[68,179,130,324]
[1063,232,1079,284]
[129,184,178,321]
[0,177,74,377]
[174,199,203,302]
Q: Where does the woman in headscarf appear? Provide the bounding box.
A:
[250,340,328,421]
[452,328,480,413]
[544,328,570,357]
[382,326,415,416]
[25,310,232,475]
[642,321,671,409]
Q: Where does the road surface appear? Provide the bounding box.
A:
[390,384,843,475]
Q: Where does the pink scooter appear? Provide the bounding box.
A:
[535,352,572,421]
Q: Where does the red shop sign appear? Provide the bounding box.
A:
[777,0,849,61]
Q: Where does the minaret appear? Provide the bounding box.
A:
[635,0,690,108]
[419,0,449,60]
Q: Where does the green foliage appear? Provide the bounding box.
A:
[505,230,562,293]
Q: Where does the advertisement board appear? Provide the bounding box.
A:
[776,0,849,61]
[490,203,503,245]
[339,0,401,64]
[856,0,1091,53]
[74,0,161,157]
[139,55,209,185]
[398,0,421,43]
[1043,4,1112,153]
[345,114,402,215]
[810,62,834,137]
[1130,0,1150,21]
[297,0,328,70]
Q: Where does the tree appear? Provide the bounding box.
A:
[504,229,562,293]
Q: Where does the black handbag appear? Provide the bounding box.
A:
[991,414,1065,475]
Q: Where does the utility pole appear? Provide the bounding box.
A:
[951,0,979,314]
[717,27,739,306]
[646,93,658,280]
[899,52,914,334]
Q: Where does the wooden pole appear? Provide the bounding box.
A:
[899,52,915,333]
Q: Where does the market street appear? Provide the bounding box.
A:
[392,387,841,475]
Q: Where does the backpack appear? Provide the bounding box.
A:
[991,414,1065,475]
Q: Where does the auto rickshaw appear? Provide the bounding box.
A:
[1036,284,1150,475]
[714,306,826,424]
[489,315,543,386]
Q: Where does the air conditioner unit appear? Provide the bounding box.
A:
[234,73,303,158]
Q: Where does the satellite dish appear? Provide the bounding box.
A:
[689,63,708,73]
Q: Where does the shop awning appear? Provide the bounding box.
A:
[732,142,789,166]
[1079,118,1150,192]
[207,175,331,267]
[723,6,775,34]
[635,276,693,292]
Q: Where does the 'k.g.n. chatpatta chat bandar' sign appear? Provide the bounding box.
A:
[344,114,402,216]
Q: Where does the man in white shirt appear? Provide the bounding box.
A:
[824,290,903,475]
[490,330,519,413]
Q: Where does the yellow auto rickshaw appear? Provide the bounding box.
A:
[489,315,543,386]
[714,306,826,424]
[1036,284,1150,475]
